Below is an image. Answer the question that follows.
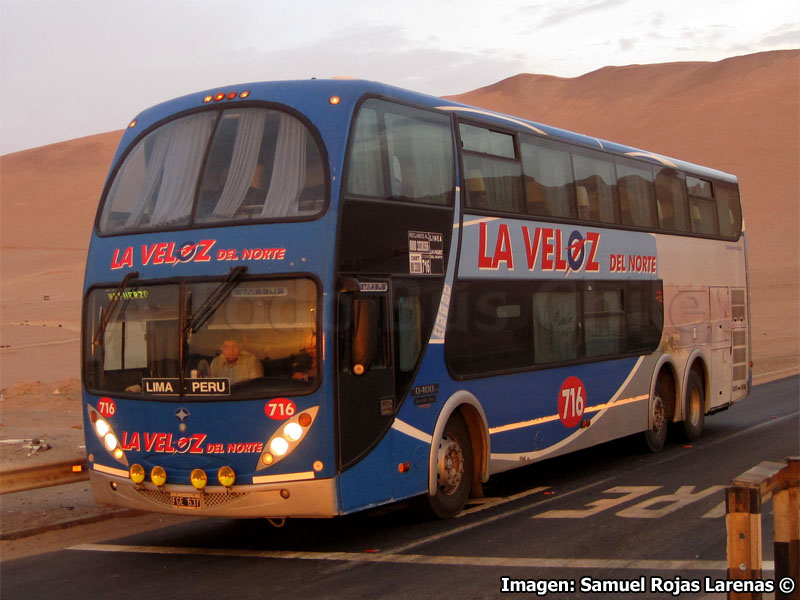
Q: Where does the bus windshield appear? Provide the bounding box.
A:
[84,277,319,398]
[98,107,326,234]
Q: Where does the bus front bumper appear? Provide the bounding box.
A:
[89,467,339,518]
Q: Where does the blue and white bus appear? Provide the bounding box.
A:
[82,79,750,519]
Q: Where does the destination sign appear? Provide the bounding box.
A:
[141,378,230,396]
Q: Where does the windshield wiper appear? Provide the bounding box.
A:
[92,271,140,347]
[185,266,248,335]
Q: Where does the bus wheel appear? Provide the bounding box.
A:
[679,370,705,441]
[424,412,473,519]
[643,380,668,452]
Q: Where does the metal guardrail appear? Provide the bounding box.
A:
[726,457,799,600]
[0,458,89,494]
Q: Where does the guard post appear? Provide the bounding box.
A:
[726,457,799,600]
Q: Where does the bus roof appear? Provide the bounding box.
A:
[121,78,737,184]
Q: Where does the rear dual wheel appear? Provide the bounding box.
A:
[678,370,705,442]
[643,378,668,452]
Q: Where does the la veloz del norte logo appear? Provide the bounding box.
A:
[462,217,658,280]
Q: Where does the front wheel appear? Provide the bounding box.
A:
[416,412,473,519]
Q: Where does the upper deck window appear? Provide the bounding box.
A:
[98,108,326,234]
[461,123,523,213]
[345,99,454,206]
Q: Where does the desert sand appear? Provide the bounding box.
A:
[0,51,798,466]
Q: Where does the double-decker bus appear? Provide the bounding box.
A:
[82,79,750,519]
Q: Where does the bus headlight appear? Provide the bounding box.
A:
[270,437,289,456]
[104,433,119,451]
[283,422,303,442]
[256,406,319,471]
[87,404,128,467]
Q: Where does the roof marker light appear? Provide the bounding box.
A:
[203,95,214,103]
[128,119,137,128]
[239,90,250,99]
[226,91,237,100]
[214,92,226,102]
[329,96,341,105]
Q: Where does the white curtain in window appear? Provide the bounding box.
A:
[406,124,453,203]
[622,175,656,226]
[482,159,519,212]
[346,109,383,197]
[213,109,268,218]
[124,132,170,227]
[533,291,578,363]
[538,151,573,217]
[148,114,215,225]
[260,114,307,218]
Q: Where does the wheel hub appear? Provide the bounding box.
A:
[651,395,666,433]
[437,436,464,495]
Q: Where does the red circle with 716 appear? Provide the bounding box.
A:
[558,376,586,428]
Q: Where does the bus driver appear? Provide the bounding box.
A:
[209,339,263,385]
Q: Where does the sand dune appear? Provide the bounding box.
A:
[0,50,797,391]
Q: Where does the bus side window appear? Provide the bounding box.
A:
[520,136,577,220]
[583,285,625,357]
[573,149,618,224]
[654,168,689,232]
[347,107,384,197]
[460,123,524,214]
[532,285,579,364]
[714,180,742,239]
[617,158,657,228]
[345,99,454,206]
[687,176,718,235]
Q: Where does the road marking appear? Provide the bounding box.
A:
[533,485,725,519]
[615,485,723,519]
[534,486,659,519]
[458,486,549,517]
[70,542,775,572]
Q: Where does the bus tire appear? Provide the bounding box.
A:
[679,370,705,441]
[643,379,668,452]
[418,412,473,519]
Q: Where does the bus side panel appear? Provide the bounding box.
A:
[337,428,431,513]
[657,233,749,410]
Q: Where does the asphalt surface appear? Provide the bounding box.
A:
[1,375,798,599]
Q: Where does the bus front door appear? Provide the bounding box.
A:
[336,278,396,474]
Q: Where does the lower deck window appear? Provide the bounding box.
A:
[446,279,663,377]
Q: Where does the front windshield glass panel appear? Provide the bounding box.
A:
[98,108,326,234]
[84,278,319,398]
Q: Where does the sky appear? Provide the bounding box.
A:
[1,0,798,155]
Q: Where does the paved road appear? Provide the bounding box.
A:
[2,376,797,600]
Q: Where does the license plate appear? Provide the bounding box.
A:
[170,493,203,509]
